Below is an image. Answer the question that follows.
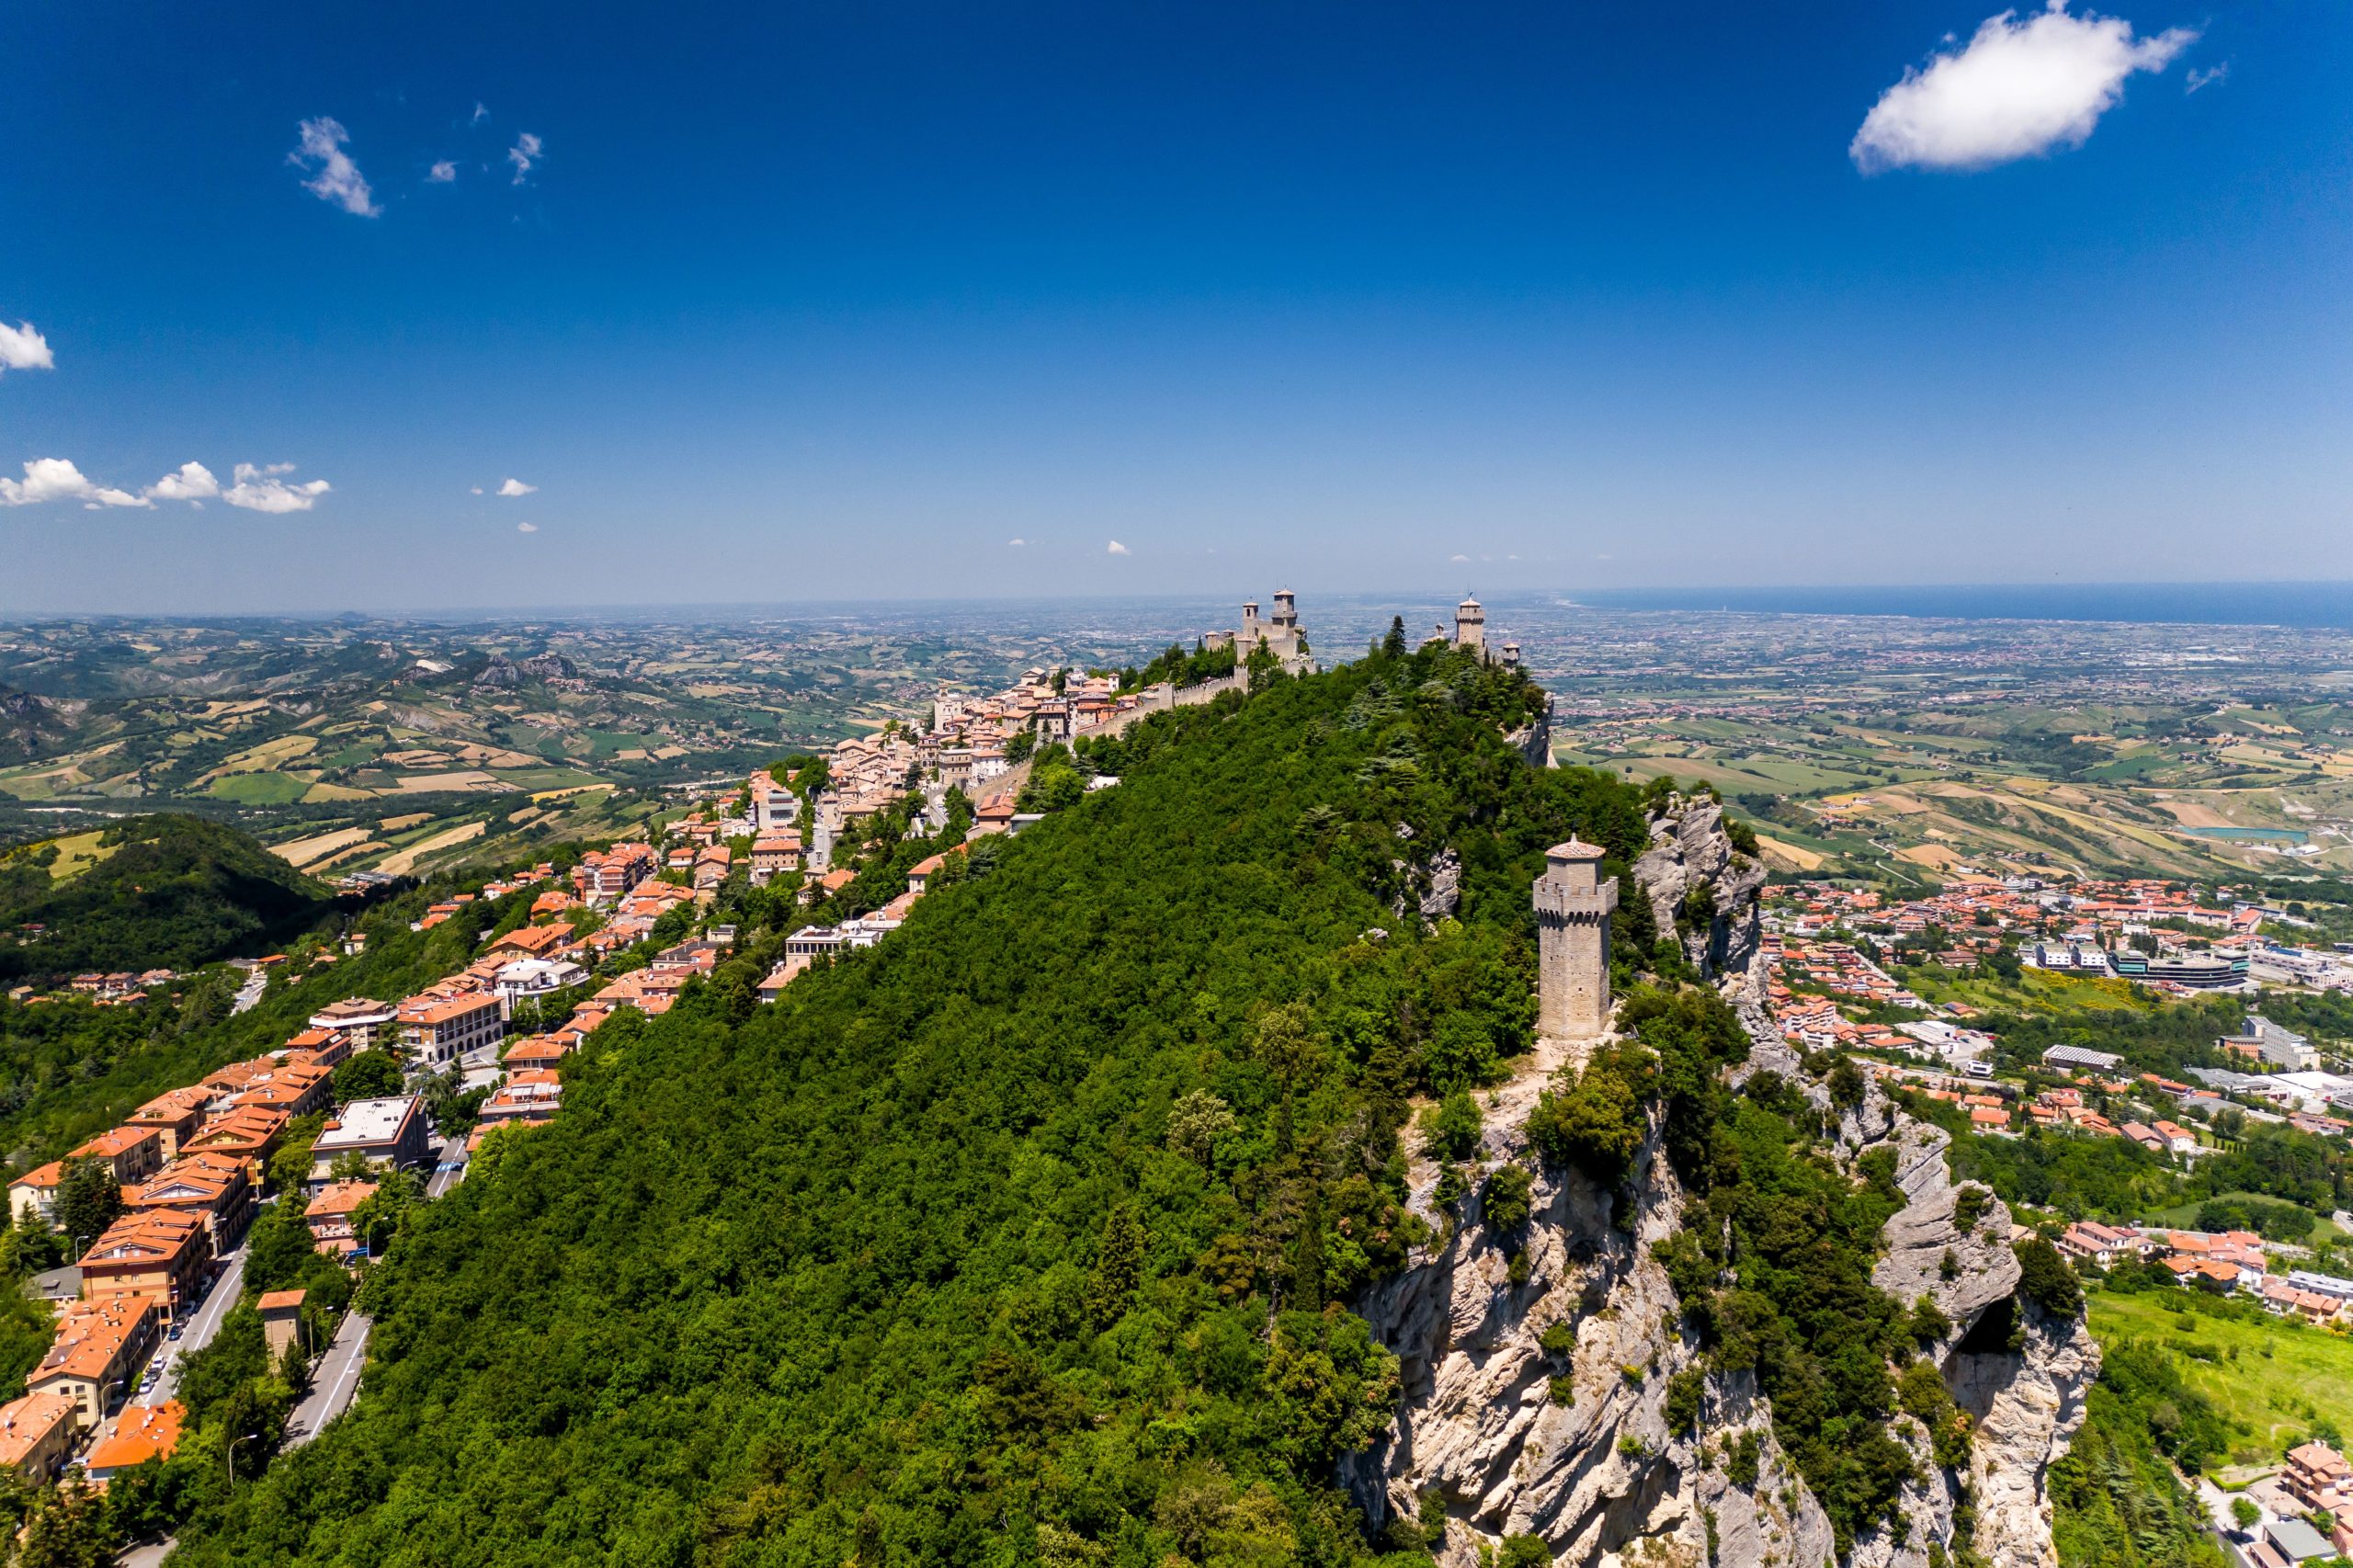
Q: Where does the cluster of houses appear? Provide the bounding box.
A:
[1765,871,2353,995]
[0,1008,437,1488]
[2053,1218,2353,1331]
[0,846,687,1490]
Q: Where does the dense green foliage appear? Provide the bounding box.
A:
[0,815,333,981]
[2051,1341,2228,1568]
[168,646,1650,1567]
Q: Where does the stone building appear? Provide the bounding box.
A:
[1453,595,1484,653]
[1534,838,1616,1040]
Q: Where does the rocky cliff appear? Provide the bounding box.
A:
[1634,795,1765,980]
[1344,812,2095,1567]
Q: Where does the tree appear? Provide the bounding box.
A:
[2233,1497,2261,1530]
[1085,1206,1147,1328]
[1004,730,1036,765]
[17,1477,119,1568]
[267,1112,327,1194]
[243,1199,321,1296]
[1382,615,1408,659]
[55,1159,121,1254]
[1427,1089,1483,1162]
[333,1050,406,1104]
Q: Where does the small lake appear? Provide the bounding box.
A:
[2181,825,2307,842]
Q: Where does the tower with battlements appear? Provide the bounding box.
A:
[1534,838,1617,1040]
[1454,595,1485,654]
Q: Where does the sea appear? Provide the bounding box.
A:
[1570,583,2353,631]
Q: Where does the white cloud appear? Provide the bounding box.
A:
[471,485,484,494]
[1106,540,1130,556]
[472,102,490,126]
[507,131,543,185]
[1449,553,1471,562]
[0,321,54,374]
[1006,537,1027,547]
[146,461,220,504]
[517,521,539,533]
[496,477,537,497]
[223,461,331,513]
[0,458,148,508]
[426,160,458,184]
[289,118,381,216]
[2186,62,2228,92]
[1851,2,2196,173]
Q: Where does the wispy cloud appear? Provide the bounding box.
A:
[472,101,490,126]
[517,521,539,534]
[223,462,331,513]
[2186,62,2228,92]
[507,131,543,185]
[496,477,538,497]
[1106,540,1130,556]
[1007,537,1027,547]
[1449,553,1471,562]
[0,458,148,509]
[1851,2,2197,173]
[0,321,54,374]
[289,118,381,216]
[426,160,458,184]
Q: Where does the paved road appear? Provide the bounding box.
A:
[140,1240,247,1407]
[284,1311,370,1448]
[229,968,267,1016]
[425,1132,470,1198]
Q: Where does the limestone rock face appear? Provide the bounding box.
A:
[1632,798,1764,979]
[1873,1121,2019,1329]
[1346,939,2096,1567]
[1950,1311,2100,1568]
[1504,696,1554,771]
[1420,848,1464,924]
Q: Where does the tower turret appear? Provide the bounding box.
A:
[1454,595,1485,653]
[1533,838,1616,1040]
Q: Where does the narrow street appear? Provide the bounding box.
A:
[283,1312,371,1448]
[139,1238,247,1408]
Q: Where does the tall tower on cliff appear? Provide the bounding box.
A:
[1453,595,1485,654]
[1533,838,1617,1040]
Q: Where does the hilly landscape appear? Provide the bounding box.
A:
[141,644,2092,1568]
[0,814,334,981]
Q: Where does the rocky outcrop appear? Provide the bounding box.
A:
[1343,1112,1714,1566]
[1504,695,1553,771]
[1950,1311,2099,1568]
[1347,930,2097,1566]
[1633,797,1765,980]
[519,651,577,681]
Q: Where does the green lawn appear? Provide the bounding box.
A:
[1902,965,2159,1017]
[204,771,313,804]
[2088,1290,2353,1466]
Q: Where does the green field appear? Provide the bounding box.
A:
[2143,1193,2347,1248]
[2088,1290,2353,1466]
[1901,965,2160,1017]
[204,771,313,804]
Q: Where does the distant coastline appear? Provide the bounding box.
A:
[1572,582,2353,631]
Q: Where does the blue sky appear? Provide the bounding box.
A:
[1,0,2347,613]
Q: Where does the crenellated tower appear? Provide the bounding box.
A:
[1533,837,1616,1040]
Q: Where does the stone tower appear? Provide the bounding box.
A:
[1454,595,1485,653]
[1534,838,1617,1040]
[1239,600,1263,653]
[1270,589,1299,650]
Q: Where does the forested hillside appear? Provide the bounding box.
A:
[167,647,1657,1566]
[0,814,332,980]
